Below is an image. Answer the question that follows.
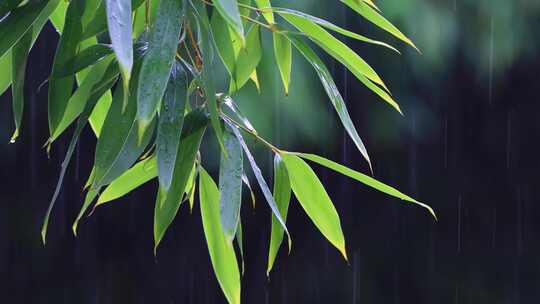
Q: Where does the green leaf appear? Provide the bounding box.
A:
[292,152,437,219]
[0,0,61,59]
[50,55,117,142]
[136,0,185,130]
[254,0,274,24]
[273,8,399,54]
[92,61,155,189]
[340,0,419,52]
[97,156,158,206]
[280,153,347,260]
[83,0,146,40]
[0,52,12,96]
[0,0,24,17]
[106,0,133,109]
[241,173,256,208]
[48,0,85,135]
[199,167,241,304]
[272,32,292,95]
[72,188,100,236]
[218,126,243,242]
[286,34,372,170]
[154,109,208,252]
[236,218,244,275]
[280,12,389,93]
[192,2,226,154]
[213,0,244,43]
[10,30,31,142]
[157,62,188,191]
[230,24,262,92]
[267,153,292,275]
[227,122,291,245]
[52,44,114,79]
[211,11,235,76]
[41,69,109,244]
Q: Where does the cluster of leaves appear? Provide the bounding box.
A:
[0,0,436,303]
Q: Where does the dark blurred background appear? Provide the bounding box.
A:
[2,0,540,303]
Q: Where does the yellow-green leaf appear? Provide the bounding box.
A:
[272,32,292,95]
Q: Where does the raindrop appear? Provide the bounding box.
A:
[9,138,15,144]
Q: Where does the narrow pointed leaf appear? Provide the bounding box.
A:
[341,0,419,51]
[10,30,31,142]
[254,0,274,24]
[154,110,208,251]
[230,24,262,92]
[227,122,291,244]
[292,152,437,219]
[52,44,114,79]
[241,174,256,208]
[219,127,243,242]
[267,153,292,275]
[97,156,158,206]
[236,219,245,275]
[280,153,347,260]
[213,0,244,42]
[272,32,292,95]
[72,188,100,236]
[83,0,146,40]
[286,34,372,169]
[211,11,235,76]
[157,62,188,191]
[0,0,24,17]
[199,167,241,304]
[48,0,85,135]
[281,13,389,92]
[137,0,185,129]
[0,52,12,96]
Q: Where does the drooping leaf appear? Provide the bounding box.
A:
[48,0,85,135]
[274,8,399,54]
[340,0,419,51]
[106,0,133,109]
[0,0,61,59]
[236,218,244,275]
[286,34,372,170]
[10,30,31,142]
[157,62,188,191]
[222,95,257,135]
[50,55,117,142]
[211,11,235,76]
[292,152,437,219]
[52,44,114,79]
[186,164,198,212]
[254,0,274,24]
[83,0,146,40]
[218,126,243,242]
[280,153,347,260]
[0,0,24,18]
[136,0,185,130]
[154,110,208,251]
[96,156,157,206]
[241,173,256,208]
[92,61,155,189]
[281,12,389,93]
[267,153,292,275]
[199,167,241,304]
[230,24,262,92]
[0,52,12,96]
[227,122,291,244]
[72,188,100,236]
[212,0,244,43]
[272,32,292,95]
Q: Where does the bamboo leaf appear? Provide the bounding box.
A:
[0,0,61,59]
[227,122,291,245]
[218,126,243,242]
[0,0,24,18]
[267,153,292,275]
[52,44,114,79]
[97,156,158,206]
[292,152,437,219]
[235,219,244,275]
[230,24,262,92]
[154,110,208,252]
[241,174,256,208]
[10,30,31,142]
[136,0,185,130]
[72,188,100,236]
[272,32,292,95]
[286,34,372,170]
[199,167,241,304]
[254,0,274,24]
[213,0,244,43]
[281,12,389,93]
[157,62,188,191]
[48,0,85,135]
[211,11,235,76]
[0,52,11,96]
[340,0,419,52]
[83,0,146,40]
[280,153,347,260]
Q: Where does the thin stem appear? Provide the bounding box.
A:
[221,113,281,153]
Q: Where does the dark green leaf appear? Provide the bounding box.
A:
[136,0,185,130]
[52,44,113,79]
[199,167,241,304]
[286,34,372,170]
[72,188,100,236]
[82,0,146,40]
[0,52,11,96]
[280,153,347,260]
[157,62,188,191]
[218,126,243,242]
[267,153,292,275]
[236,219,244,275]
[10,30,31,142]
[0,0,24,18]
[211,11,235,76]
[293,152,437,219]
[213,0,244,42]
[154,109,208,252]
